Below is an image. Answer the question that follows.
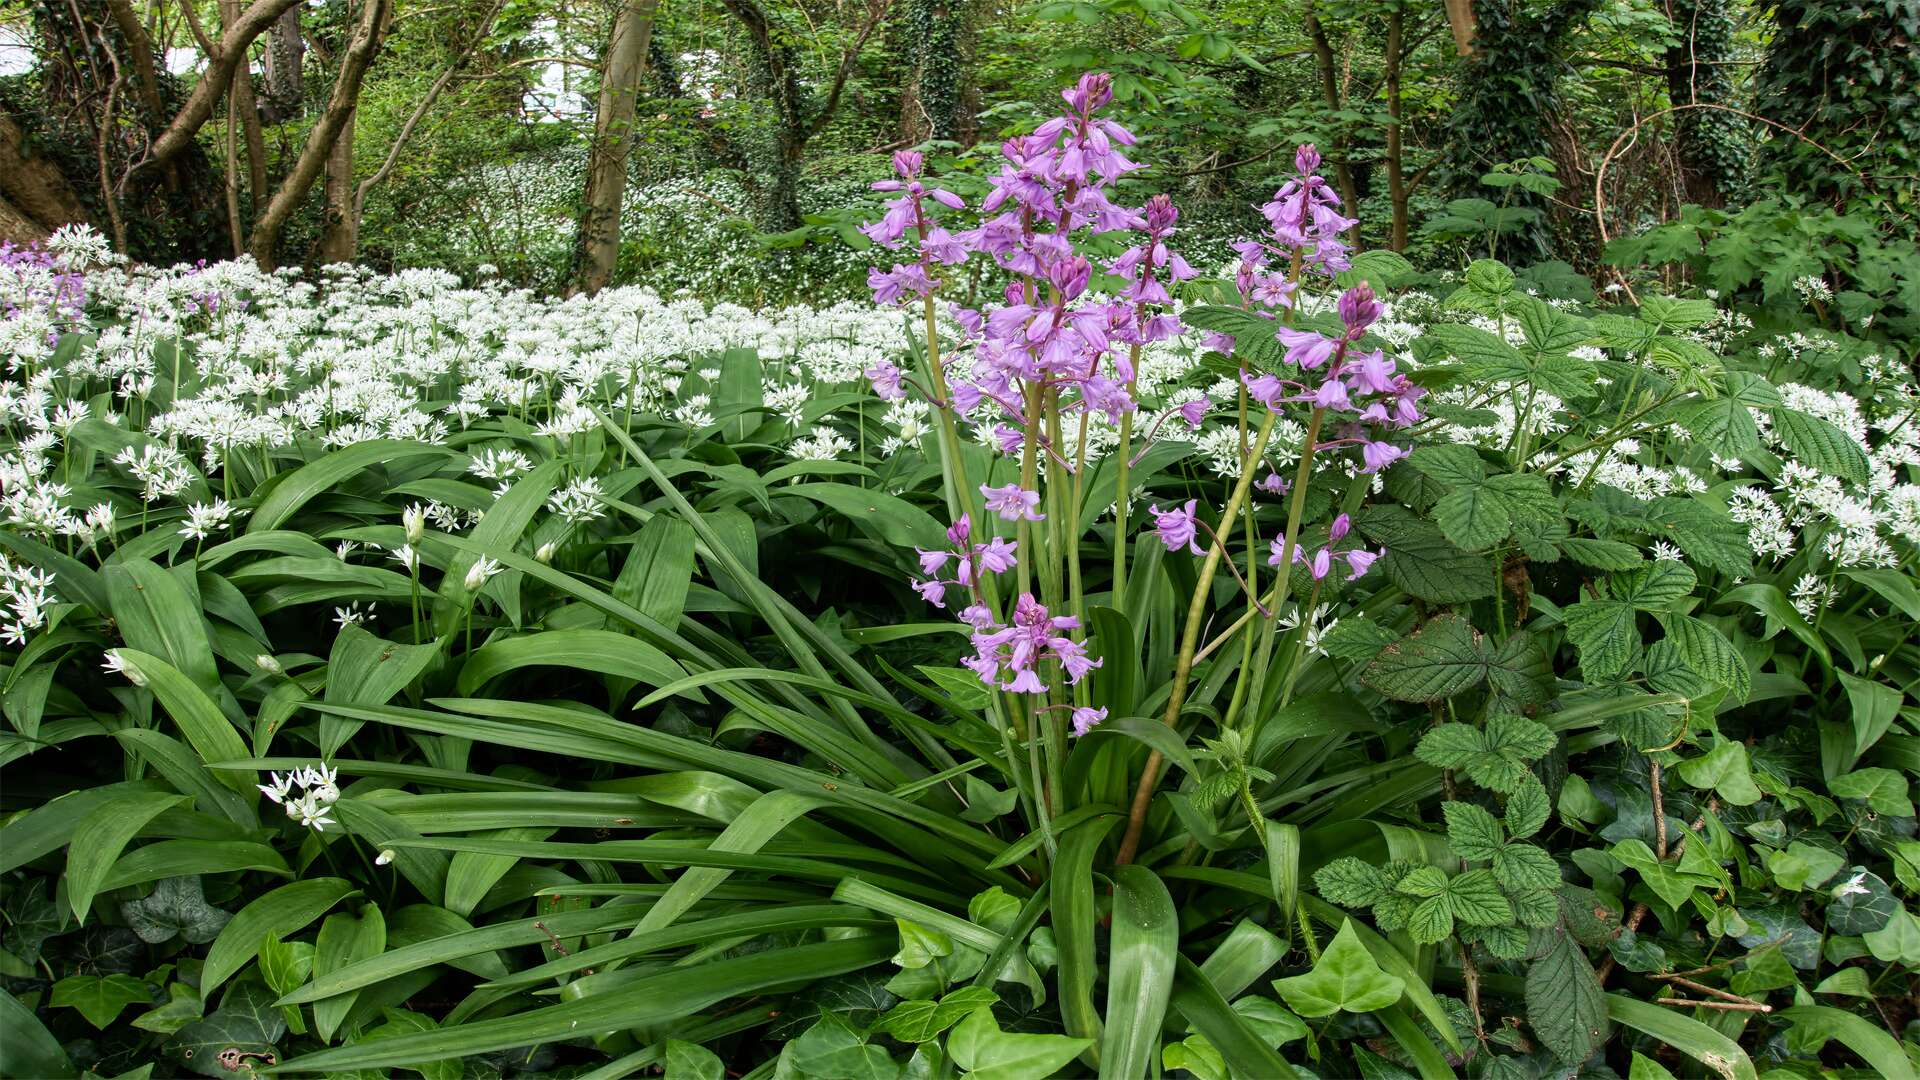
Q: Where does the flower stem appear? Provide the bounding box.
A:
[1116,410,1278,865]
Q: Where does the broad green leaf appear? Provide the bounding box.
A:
[51,973,150,1029]
[1561,601,1637,679]
[872,986,998,1044]
[1659,615,1750,702]
[1606,994,1757,1080]
[201,878,359,993]
[121,875,231,944]
[1101,865,1178,1080]
[947,1007,1091,1080]
[108,649,255,799]
[312,903,387,1042]
[1526,929,1609,1063]
[1362,615,1484,702]
[454,628,686,698]
[251,440,452,533]
[1273,920,1404,1017]
[1777,1005,1918,1080]
[67,791,185,923]
[1768,408,1870,486]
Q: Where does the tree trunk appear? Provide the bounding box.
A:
[571,0,657,296]
[133,0,305,179]
[222,0,271,217]
[1302,0,1362,246]
[1444,0,1476,55]
[248,0,390,267]
[0,114,94,236]
[262,5,305,122]
[1663,0,1743,207]
[1384,6,1409,251]
[900,0,975,144]
[318,104,358,262]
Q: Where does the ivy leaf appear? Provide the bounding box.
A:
[51,973,150,1029]
[1561,601,1638,679]
[1768,841,1846,892]
[1674,738,1762,806]
[958,776,1019,824]
[121,876,232,945]
[1525,929,1610,1063]
[1863,906,1920,965]
[130,982,204,1035]
[1769,407,1870,485]
[1272,920,1405,1017]
[947,1007,1090,1080]
[787,1013,900,1080]
[1829,768,1913,816]
[1612,838,1716,908]
[1363,615,1486,702]
[665,1039,725,1080]
[1825,870,1898,936]
[893,920,952,969]
[872,986,1000,1044]
[165,983,286,1080]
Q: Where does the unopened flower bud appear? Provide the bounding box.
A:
[255,653,282,675]
[536,541,557,564]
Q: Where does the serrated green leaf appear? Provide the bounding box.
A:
[1362,615,1485,702]
[1526,929,1609,1063]
[1769,408,1870,485]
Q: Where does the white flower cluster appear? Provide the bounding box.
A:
[258,763,342,831]
[0,552,56,646]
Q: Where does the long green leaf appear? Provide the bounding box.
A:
[272,938,894,1071]
[250,439,452,533]
[1607,994,1759,1080]
[66,792,185,922]
[202,878,360,993]
[1100,865,1178,1080]
[1053,814,1118,1062]
[1777,1005,1915,1080]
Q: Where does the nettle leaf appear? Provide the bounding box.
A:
[1561,600,1638,680]
[1355,505,1494,603]
[1315,857,1395,908]
[1272,920,1405,1017]
[1443,802,1504,862]
[52,973,151,1029]
[1658,615,1751,702]
[1494,844,1560,893]
[122,876,232,945]
[1674,738,1762,806]
[1525,928,1610,1064]
[1613,561,1696,610]
[1769,407,1871,486]
[1363,615,1484,702]
[1415,715,1556,794]
[1515,297,1592,354]
[1446,869,1512,926]
[1640,497,1752,576]
[1504,777,1551,839]
[1559,537,1644,571]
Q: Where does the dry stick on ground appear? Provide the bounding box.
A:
[1596,769,1715,987]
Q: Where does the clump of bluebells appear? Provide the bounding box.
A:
[865,74,1417,857]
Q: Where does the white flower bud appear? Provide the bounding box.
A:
[255,653,283,675]
[403,503,427,545]
[536,541,557,564]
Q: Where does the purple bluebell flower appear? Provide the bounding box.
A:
[1150,499,1204,555]
[981,483,1044,521]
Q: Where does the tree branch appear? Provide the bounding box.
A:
[131,0,305,178]
[353,0,507,219]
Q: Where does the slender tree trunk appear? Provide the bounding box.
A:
[1302,0,1362,244]
[222,0,270,216]
[1385,6,1409,250]
[1445,0,1476,55]
[570,0,657,296]
[318,104,358,262]
[248,0,390,267]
